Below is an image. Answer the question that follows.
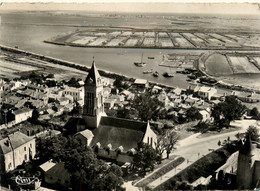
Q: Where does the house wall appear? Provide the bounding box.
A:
[4,139,36,172]
[14,110,33,124]
[75,133,93,147]
[142,125,157,148]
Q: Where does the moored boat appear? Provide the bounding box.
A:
[143,69,153,74]
[163,72,174,78]
[153,71,159,77]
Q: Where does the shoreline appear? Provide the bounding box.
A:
[0,44,176,90]
[1,44,260,93]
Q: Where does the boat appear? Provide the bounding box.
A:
[134,62,146,67]
[153,71,159,77]
[134,53,146,67]
[162,72,174,78]
[143,69,153,74]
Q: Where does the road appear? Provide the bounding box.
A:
[146,119,260,189]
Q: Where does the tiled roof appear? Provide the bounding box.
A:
[75,129,93,140]
[90,116,147,150]
[39,161,56,172]
[12,108,32,115]
[134,79,148,84]
[0,131,34,154]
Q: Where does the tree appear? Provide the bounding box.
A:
[163,131,179,159]
[155,130,179,161]
[211,96,247,128]
[132,92,163,121]
[218,140,221,146]
[246,125,260,142]
[132,143,157,177]
[250,107,260,119]
[36,136,124,191]
[116,107,131,119]
[186,107,203,122]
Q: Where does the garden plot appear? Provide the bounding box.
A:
[132,32,143,36]
[225,34,243,41]
[181,33,196,39]
[72,36,97,45]
[252,57,260,69]
[229,56,260,73]
[209,33,231,42]
[143,38,155,47]
[124,38,140,46]
[191,37,206,46]
[158,32,169,38]
[88,37,109,46]
[159,38,174,47]
[109,31,121,36]
[95,32,107,36]
[144,32,155,37]
[121,31,133,36]
[175,37,194,47]
[105,37,126,46]
[208,38,223,46]
[194,33,210,40]
[170,33,182,38]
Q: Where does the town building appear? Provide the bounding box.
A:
[197,86,217,101]
[62,85,84,102]
[39,161,71,188]
[64,62,157,163]
[11,107,33,124]
[0,131,36,173]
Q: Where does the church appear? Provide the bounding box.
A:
[236,134,260,189]
[64,61,157,164]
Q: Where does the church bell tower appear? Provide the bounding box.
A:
[83,59,105,128]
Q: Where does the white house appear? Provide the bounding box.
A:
[62,85,84,102]
[198,86,217,100]
[12,108,33,124]
[0,131,36,172]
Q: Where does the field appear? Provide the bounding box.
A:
[105,37,126,46]
[88,37,108,46]
[159,38,174,47]
[143,37,155,46]
[228,56,260,73]
[124,38,140,46]
[46,28,260,50]
[0,51,89,81]
[204,53,233,76]
[253,57,260,68]
[175,37,193,47]
[72,36,97,44]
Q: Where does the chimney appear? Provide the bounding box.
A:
[27,130,30,137]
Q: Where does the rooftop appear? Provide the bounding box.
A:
[0,131,34,154]
[91,116,148,150]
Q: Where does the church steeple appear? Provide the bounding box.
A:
[85,57,102,86]
[83,59,105,128]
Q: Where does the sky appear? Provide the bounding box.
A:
[1,1,260,15]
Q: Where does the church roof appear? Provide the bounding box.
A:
[90,116,148,151]
[85,61,101,85]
